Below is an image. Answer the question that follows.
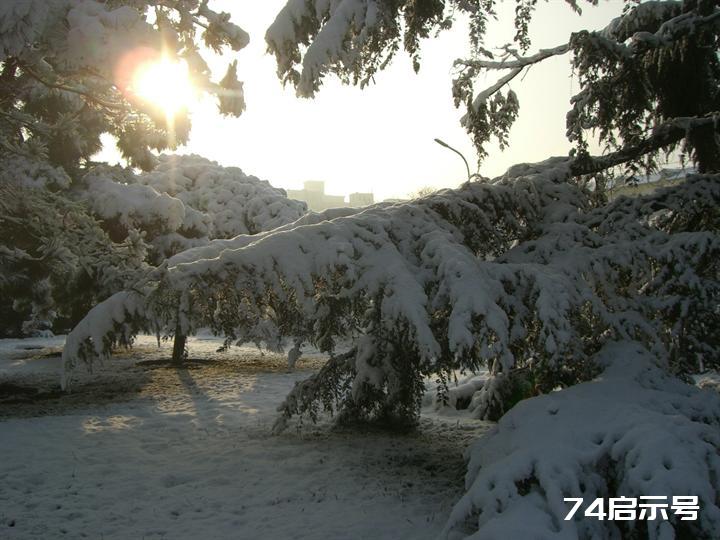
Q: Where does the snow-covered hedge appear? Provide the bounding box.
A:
[442,342,720,540]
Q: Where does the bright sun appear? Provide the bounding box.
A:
[131,57,195,117]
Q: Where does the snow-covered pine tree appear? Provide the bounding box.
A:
[61,155,720,538]
[62,2,720,537]
[76,154,307,360]
[0,1,308,338]
[62,0,720,415]
[61,157,720,405]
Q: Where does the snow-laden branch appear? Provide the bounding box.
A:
[23,68,125,111]
[61,169,565,387]
[266,0,386,97]
[600,0,683,42]
[77,154,308,261]
[62,160,720,433]
[442,342,720,539]
[456,43,570,72]
[460,0,717,115]
[456,0,720,166]
[456,44,569,116]
[592,1,720,53]
[599,0,720,48]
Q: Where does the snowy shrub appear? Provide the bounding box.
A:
[441,342,720,540]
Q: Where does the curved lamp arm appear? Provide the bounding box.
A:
[434,138,472,182]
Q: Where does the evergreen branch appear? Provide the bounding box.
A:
[24,68,125,111]
[0,110,48,134]
[599,0,683,42]
[570,113,720,176]
[600,1,720,45]
[461,3,720,120]
[623,10,720,50]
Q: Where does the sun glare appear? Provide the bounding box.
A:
[131,57,195,117]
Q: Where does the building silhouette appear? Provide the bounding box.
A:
[287,181,374,211]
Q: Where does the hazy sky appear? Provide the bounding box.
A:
[100,0,627,201]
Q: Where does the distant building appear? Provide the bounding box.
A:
[287,181,374,211]
[348,192,374,207]
[303,180,325,193]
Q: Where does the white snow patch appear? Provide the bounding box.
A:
[1,335,490,539]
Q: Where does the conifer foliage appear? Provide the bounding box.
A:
[4,2,720,538]
[0,1,306,336]
[0,0,249,170]
[62,0,720,421]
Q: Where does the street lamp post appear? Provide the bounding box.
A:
[434,138,472,182]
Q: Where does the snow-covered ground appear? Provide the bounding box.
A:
[0,336,490,539]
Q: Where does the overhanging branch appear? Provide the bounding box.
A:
[569,114,720,176]
[456,43,570,72]
[457,44,570,113]
[24,68,125,111]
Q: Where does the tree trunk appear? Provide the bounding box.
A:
[172,332,187,363]
[690,123,720,174]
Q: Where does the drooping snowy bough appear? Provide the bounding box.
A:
[62,158,720,538]
[442,342,720,540]
[63,158,719,395]
[267,0,720,174]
